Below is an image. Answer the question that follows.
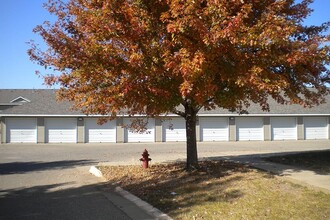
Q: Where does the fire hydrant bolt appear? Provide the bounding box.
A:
[140,149,152,169]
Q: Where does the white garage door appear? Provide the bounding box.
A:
[271,117,297,140]
[236,117,264,141]
[124,118,155,142]
[162,118,186,142]
[304,117,328,140]
[6,118,37,143]
[85,118,116,143]
[200,117,228,141]
[45,118,77,143]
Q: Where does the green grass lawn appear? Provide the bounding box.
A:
[100,161,330,220]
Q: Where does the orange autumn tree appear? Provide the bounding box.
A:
[29,0,330,169]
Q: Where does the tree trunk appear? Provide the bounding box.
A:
[185,105,198,170]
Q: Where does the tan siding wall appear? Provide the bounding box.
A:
[229,117,236,141]
[328,116,330,139]
[37,118,45,143]
[297,116,304,140]
[77,118,84,143]
[116,118,124,143]
[196,117,200,142]
[1,117,6,143]
[263,117,271,141]
[155,118,162,142]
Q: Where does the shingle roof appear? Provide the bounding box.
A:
[0,89,80,115]
[198,93,330,115]
[0,89,329,116]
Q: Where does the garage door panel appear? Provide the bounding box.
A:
[124,118,155,142]
[236,117,264,141]
[48,130,76,142]
[162,118,186,142]
[9,130,37,143]
[7,118,37,143]
[88,130,116,142]
[304,117,328,140]
[46,118,77,143]
[85,119,116,143]
[271,117,297,140]
[200,117,228,141]
[238,128,264,141]
[272,127,297,140]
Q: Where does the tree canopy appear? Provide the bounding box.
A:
[29,0,330,169]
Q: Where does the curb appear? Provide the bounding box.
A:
[89,166,103,177]
[89,166,173,220]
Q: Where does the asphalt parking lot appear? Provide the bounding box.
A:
[1,140,330,165]
[0,140,329,219]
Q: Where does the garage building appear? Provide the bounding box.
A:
[1,89,329,143]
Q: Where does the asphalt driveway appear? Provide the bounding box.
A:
[0,160,131,219]
[2,140,330,165]
[0,140,329,219]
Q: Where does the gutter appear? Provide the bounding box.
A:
[0,113,329,117]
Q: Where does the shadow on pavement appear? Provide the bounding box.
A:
[0,160,95,175]
[0,182,131,220]
[204,149,330,175]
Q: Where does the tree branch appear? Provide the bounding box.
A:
[171,108,186,117]
[195,97,215,112]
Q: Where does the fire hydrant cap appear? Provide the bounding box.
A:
[142,149,149,156]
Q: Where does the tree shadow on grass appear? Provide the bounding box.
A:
[101,150,330,218]
[0,160,95,175]
[101,160,248,217]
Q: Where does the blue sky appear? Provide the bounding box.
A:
[0,0,330,89]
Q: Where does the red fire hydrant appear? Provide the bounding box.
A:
[140,149,152,169]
